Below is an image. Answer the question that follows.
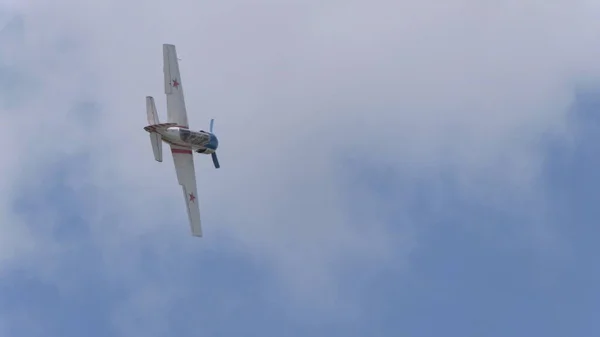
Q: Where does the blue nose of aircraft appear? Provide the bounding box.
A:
[207,133,219,150]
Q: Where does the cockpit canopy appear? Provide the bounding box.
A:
[179,128,218,149]
[179,129,208,145]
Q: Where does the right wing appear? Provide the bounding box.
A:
[170,144,202,237]
[163,44,189,127]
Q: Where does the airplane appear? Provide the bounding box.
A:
[143,44,220,237]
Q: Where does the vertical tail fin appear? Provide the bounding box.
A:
[146,96,163,162]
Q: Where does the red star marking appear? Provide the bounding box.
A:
[172,79,180,88]
[189,193,196,203]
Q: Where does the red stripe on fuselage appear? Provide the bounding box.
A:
[171,148,193,155]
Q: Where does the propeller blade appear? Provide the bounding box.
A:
[211,152,220,169]
[209,118,214,133]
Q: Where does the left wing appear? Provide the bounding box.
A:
[170,145,202,237]
[163,44,189,127]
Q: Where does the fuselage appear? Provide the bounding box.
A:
[159,126,219,154]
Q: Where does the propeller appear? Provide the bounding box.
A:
[211,152,220,169]
[209,118,220,169]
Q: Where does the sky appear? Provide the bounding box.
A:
[1,0,600,336]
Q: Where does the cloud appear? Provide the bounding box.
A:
[2,0,600,334]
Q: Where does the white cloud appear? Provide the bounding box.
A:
[2,0,600,333]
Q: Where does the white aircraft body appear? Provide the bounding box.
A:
[143,44,220,237]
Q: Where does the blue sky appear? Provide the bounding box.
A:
[2,1,600,336]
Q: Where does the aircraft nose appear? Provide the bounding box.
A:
[208,134,219,150]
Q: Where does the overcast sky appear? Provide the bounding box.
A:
[2,1,600,336]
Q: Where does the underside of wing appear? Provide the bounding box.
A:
[163,44,189,127]
[170,144,202,237]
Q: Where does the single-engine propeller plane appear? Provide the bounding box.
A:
[143,44,219,237]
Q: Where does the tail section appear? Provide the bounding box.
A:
[146,96,163,162]
[146,96,160,124]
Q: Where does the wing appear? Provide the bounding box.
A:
[170,144,202,237]
[163,44,189,127]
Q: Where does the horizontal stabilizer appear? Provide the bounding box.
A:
[150,133,162,162]
[146,96,162,162]
[146,96,159,124]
